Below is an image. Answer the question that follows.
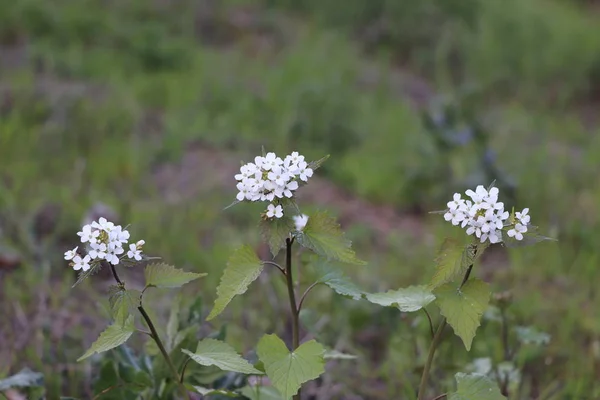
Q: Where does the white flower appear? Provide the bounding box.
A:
[447,193,466,211]
[136,240,145,248]
[293,214,309,231]
[111,225,130,244]
[266,203,284,219]
[77,225,99,244]
[92,217,114,231]
[515,208,530,225]
[105,244,124,265]
[127,243,143,261]
[481,229,502,244]
[262,152,283,171]
[444,208,465,226]
[72,255,91,271]
[267,166,290,186]
[284,152,304,169]
[89,242,107,259]
[282,180,299,198]
[507,223,527,241]
[64,246,79,260]
[236,182,252,201]
[465,185,489,204]
[295,161,313,182]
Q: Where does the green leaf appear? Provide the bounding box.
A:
[503,225,557,248]
[449,372,506,400]
[239,385,283,400]
[77,315,135,361]
[366,285,435,312]
[430,240,485,289]
[166,293,181,351]
[0,368,44,390]
[308,154,330,171]
[108,286,141,325]
[182,338,262,375]
[296,212,366,265]
[72,262,102,288]
[144,263,206,289]
[314,261,364,300]
[256,334,325,399]
[434,279,490,351]
[207,246,264,321]
[260,214,293,257]
[189,385,241,397]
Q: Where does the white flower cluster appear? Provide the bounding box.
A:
[443,185,530,244]
[64,217,145,271]
[235,151,313,219]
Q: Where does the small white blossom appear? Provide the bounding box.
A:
[64,247,79,260]
[72,255,91,271]
[127,243,143,261]
[92,217,114,231]
[77,225,99,244]
[444,208,465,226]
[507,223,527,241]
[295,161,313,182]
[293,214,309,231]
[136,240,145,248]
[266,204,284,219]
[89,242,107,259]
[516,208,530,225]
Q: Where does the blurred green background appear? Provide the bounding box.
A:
[1,0,600,398]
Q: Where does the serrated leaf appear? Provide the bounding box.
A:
[0,368,44,390]
[77,315,135,361]
[260,215,293,257]
[166,293,181,351]
[108,286,141,325]
[239,385,283,400]
[430,240,485,289]
[434,279,490,351]
[314,261,364,300]
[207,246,264,321]
[189,385,242,397]
[72,262,102,288]
[308,155,330,171]
[366,285,435,312]
[144,263,206,289]
[296,212,366,265]
[181,338,262,375]
[449,372,506,400]
[256,334,325,399]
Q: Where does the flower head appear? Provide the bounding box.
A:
[233,151,316,218]
[68,218,147,273]
[442,185,530,244]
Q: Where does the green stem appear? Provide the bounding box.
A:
[285,237,301,400]
[138,305,190,400]
[107,262,188,400]
[417,265,474,400]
